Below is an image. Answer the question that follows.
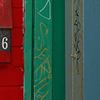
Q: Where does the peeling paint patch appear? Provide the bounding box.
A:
[71,0,83,99]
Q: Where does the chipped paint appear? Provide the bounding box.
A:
[71,0,83,99]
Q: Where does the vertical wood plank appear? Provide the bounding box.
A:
[65,0,72,99]
[83,0,100,100]
[65,0,83,99]
[24,0,33,99]
[72,0,83,99]
[52,0,65,100]
[33,0,52,100]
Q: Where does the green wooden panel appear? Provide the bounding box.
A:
[33,0,52,100]
[52,0,65,100]
[24,0,33,99]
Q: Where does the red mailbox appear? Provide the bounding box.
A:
[0,0,12,63]
[0,0,24,99]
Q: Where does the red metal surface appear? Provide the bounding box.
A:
[11,47,24,67]
[0,67,23,85]
[12,8,23,28]
[12,0,23,7]
[11,28,23,47]
[0,0,24,99]
[0,51,11,63]
[0,87,23,100]
[0,0,13,28]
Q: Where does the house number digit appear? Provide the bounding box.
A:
[2,37,8,50]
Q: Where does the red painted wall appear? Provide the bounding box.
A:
[0,0,24,99]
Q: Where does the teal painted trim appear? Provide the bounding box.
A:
[52,0,65,100]
[24,0,33,99]
[33,0,52,100]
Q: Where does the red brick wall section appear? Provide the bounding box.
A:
[0,0,24,100]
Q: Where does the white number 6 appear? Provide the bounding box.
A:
[2,37,8,50]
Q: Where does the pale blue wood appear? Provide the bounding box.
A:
[83,0,100,100]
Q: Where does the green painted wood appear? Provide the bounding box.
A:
[33,0,52,100]
[52,0,65,100]
[24,0,33,99]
